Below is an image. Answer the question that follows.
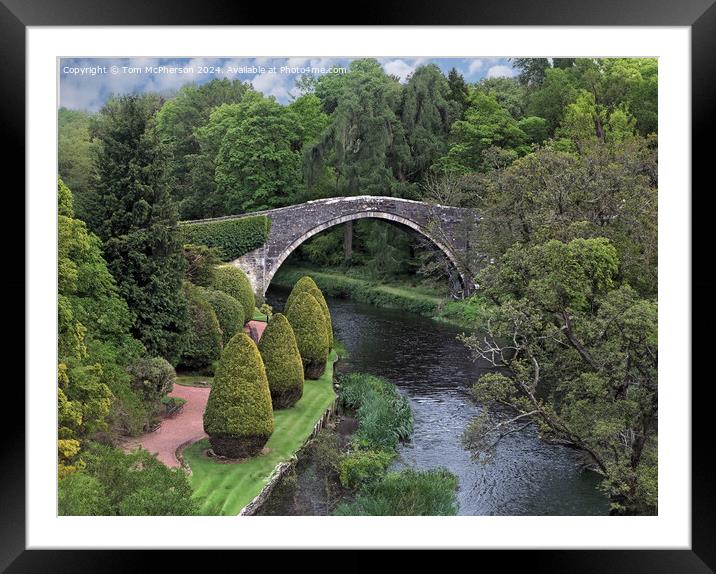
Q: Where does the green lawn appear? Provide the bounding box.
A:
[184,350,338,515]
[252,308,269,322]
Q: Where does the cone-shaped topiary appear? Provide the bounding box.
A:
[285,291,329,379]
[209,265,254,324]
[201,288,245,345]
[179,282,222,371]
[258,313,304,409]
[285,276,333,349]
[284,275,319,312]
[203,332,274,458]
[305,286,333,350]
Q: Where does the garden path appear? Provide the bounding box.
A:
[122,320,266,467]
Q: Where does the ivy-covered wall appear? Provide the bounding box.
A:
[181,216,271,260]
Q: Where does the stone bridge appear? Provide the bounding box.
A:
[191,196,478,298]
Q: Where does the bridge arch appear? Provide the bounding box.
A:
[184,196,476,298]
[263,210,467,293]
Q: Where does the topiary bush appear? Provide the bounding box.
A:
[201,288,245,345]
[203,332,274,458]
[258,313,304,409]
[285,291,329,379]
[284,275,320,312]
[178,282,222,372]
[180,216,271,260]
[306,286,333,350]
[209,265,255,325]
[285,276,333,349]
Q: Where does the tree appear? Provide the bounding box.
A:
[178,282,222,371]
[208,265,254,324]
[58,108,98,221]
[307,59,410,197]
[58,178,150,472]
[468,139,657,297]
[258,313,304,409]
[525,67,578,135]
[203,332,274,458]
[511,58,551,88]
[86,94,187,361]
[155,79,248,219]
[201,288,245,345]
[461,238,657,515]
[446,67,469,118]
[434,92,528,173]
[474,77,528,119]
[285,291,330,379]
[195,91,303,213]
[400,64,456,182]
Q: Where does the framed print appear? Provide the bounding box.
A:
[8,0,711,570]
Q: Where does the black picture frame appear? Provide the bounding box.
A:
[6,0,710,570]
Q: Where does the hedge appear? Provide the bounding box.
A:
[203,332,274,458]
[178,282,222,372]
[181,216,271,261]
[285,291,329,379]
[201,288,245,345]
[285,276,333,349]
[209,265,254,324]
[257,313,304,409]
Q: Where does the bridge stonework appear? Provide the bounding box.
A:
[192,196,477,298]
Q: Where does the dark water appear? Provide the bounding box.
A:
[267,287,609,516]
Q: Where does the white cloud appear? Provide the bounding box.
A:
[381,58,426,82]
[467,60,484,75]
[250,71,292,101]
[486,64,516,79]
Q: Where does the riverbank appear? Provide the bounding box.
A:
[272,265,491,330]
[261,292,610,515]
[183,350,339,515]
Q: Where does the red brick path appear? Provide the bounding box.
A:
[122,320,267,467]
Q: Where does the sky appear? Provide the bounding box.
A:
[58,56,517,112]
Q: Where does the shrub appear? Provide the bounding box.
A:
[340,373,413,451]
[203,332,274,458]
[181,243,222,286]
[59,443,201,516]
[306,287,333,350]
[201,288,245,345]
[285,292,329,379]
[126,356,176,403]
[178,282,222,372]
[258,313,304,409]
[58,472,111,515]
[181,216,271,260]
[285,276,333,349]
[284,275,320,312]
[209,265,254,324]
[339,449,393,490]
[333,468,459,516]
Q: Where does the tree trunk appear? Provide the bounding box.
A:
[343,221,353,262]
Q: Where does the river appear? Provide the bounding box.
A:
[266,286,609,516]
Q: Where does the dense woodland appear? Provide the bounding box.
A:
[58,58,658,515]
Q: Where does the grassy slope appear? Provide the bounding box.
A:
[272,266,444,316]
[184,350,338,515]
[272,266,489,329]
